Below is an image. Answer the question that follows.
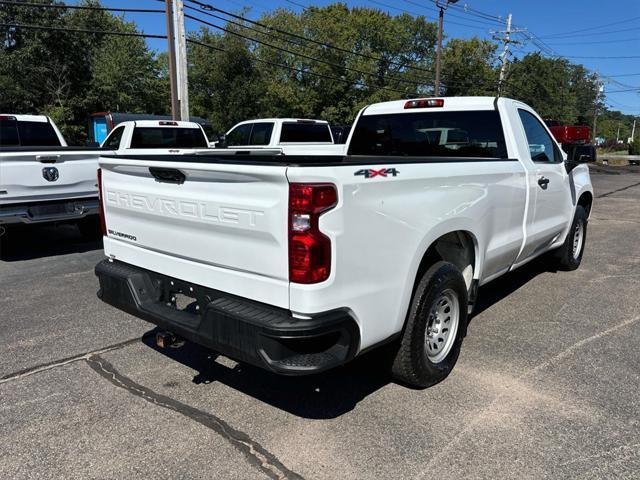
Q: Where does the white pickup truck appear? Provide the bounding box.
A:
[94,97,594,387]
[0,117,209,236]
[218,118,346,155]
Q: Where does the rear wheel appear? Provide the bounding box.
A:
[391,261,468,388]
[554,205,587,271]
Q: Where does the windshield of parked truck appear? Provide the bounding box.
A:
[130,127,208,149]
[280,122,332,143]
[348,111,507,158]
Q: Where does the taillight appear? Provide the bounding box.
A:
[288,183,338,284]
[97,168,107,236]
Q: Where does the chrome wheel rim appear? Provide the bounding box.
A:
[425,289,460,363]
[572,220,584,260]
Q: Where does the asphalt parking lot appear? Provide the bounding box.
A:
[1,167,639,480]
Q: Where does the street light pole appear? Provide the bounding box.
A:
[434,0,458,97]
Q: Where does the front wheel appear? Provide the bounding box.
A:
[391,261,468,388]
[554,205,587,271]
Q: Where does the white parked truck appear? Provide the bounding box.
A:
[94,97,594,387]
[0,117,210,236]
[218,118,346,155]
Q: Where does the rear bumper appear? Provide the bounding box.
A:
[95,259,359,375]
[0,197,98,224]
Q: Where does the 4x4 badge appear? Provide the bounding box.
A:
[354,168,399,179]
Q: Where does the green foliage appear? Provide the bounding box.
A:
[629,141,639,155]
[0,1,632,143]
[188,3,437,132]
[441,38,498,96]
[0,0,168,144]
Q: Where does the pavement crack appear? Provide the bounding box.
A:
[596,181,640,198]
[86,354,304,480]
[417,313,640,478]
[0,335,148,385]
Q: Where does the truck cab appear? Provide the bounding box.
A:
[220,118,346,155]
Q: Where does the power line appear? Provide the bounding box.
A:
[538,25,640,39]
[540,15,640,39]
[183,12,432,90]
[545,37,640,46]
[186,38,413,95]
[0,22,166,39]
[182,4,435,89]
[0,1,164,14]
[367,0,494,31]
[183,0,438,76]
[403,0,505,27]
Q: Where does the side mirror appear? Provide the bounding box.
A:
[216,134,227,149]
[565,144,596,172]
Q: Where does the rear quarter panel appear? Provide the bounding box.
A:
[287,159,527,350]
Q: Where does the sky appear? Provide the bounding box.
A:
[70,0,640,116]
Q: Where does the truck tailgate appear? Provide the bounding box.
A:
[0,150,101,203]
[100,157,290,308]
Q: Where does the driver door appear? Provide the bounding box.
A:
[516,109,573,261]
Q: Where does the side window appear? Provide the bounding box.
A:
[103,126,125,149]
[249,122,274,146]
[226,124,252,146]
[518,110,561,164]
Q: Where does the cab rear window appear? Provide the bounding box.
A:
[348,111,507,158]
[130,127,208,149]
[0,119,61,147]
[280,123,332,143]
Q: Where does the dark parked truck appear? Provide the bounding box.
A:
[95,97,594,388]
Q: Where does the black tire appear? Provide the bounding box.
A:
[554,205,587,271]
[77,216,102,240]
[391,261,468,388]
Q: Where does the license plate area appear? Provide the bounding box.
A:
[28,202,75,218]
[160,278,205,315]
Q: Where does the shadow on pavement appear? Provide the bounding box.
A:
[471,253,558,320]
[0,223,102,261]
[140,255,559,419]
[142,331,395,420]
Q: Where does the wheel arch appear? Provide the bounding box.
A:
[577,190,593,218]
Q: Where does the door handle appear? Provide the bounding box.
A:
[538,176,550,190]
[149,167,186,184]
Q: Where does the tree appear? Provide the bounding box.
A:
[441,38,498,96]
[188,26,264,134]
[0,0,168,144]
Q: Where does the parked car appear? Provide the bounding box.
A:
[0,117,210,237]
[94,97,594,387]
[217,118,346,155]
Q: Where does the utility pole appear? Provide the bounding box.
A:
[592,75,603,141]
[631,119,636,142]
[492,14,524,96]
[616,123,620,143]
[173,0,189,121]
[165,0,179,120]
[434,0,458,97]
